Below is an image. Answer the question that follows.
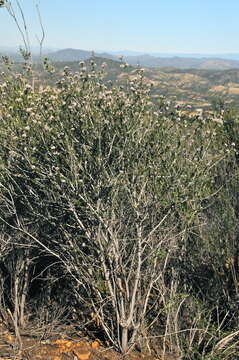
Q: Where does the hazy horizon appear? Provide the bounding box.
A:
[1,45,239,60]
[0,0,239,54]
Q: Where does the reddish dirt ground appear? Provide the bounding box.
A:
[0,324,180,360]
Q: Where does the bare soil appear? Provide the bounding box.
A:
[0,324,180,360]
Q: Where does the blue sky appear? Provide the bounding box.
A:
[0,0,239,53]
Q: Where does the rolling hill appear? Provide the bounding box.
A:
[2,54,239,111]
[45,48,239,70]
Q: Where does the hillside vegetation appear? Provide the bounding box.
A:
[0,58,239,360]
[2,56,239,111]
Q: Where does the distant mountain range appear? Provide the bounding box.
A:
[99,50,239,60]
[2,46,239,70]
[45,48,239,70]
[124,55,239,70]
